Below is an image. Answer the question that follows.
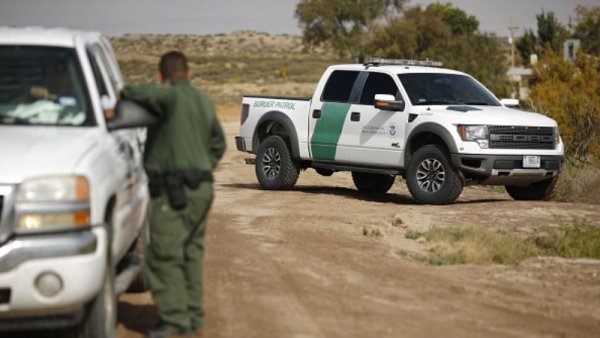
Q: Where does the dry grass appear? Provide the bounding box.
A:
[404,219,600,265]
[554,163,600,204]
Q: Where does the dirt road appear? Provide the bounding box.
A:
[117,122,600,338]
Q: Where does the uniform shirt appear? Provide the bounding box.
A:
[122,79,226,173]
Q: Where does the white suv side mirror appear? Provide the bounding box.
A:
[500,98,519,107]
[374,94,405,111]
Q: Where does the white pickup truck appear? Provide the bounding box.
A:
[236,58,564,204]
[0,27,155,337]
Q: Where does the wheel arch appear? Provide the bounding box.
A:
[405,123,458,166]
[252,111,300,159]
[103,195,117,256]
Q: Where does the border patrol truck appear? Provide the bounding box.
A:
[236,58,564,204]
[0,27,156,337]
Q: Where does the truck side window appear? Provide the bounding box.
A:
[321,70,360,103]
[359,72,400,105]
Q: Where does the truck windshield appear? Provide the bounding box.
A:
[398,73,501,106]
[0,46,94,126]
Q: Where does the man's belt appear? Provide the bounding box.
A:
[147,169,213,210]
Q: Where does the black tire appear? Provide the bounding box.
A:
[406,144,463,204]
[505,177,558,201]
[255,135,300,190]
[67,209,117,338]
[62,261,116,338]
[352,172,395,194]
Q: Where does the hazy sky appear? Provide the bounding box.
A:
[0,0,597,37]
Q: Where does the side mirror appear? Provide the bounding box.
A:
[106,99,159,131]
[500,98,519,107]
[374,94,405,111]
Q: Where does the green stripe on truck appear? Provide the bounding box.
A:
[310,102,351,161]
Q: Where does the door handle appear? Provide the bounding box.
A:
[312,109,321,119]
[350,112,360,122]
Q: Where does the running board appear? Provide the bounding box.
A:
[311,162,403,176]
[244,158,256,165]
[114,253,144,295]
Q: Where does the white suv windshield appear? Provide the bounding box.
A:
[0,46,95,126]
[398,73,501,106]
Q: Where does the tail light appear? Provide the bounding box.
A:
[240,104,249,125]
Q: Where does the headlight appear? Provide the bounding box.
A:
[457,125,489,149]
[17,176,89,202]
[457,125,488,141]
[16,176,90,232]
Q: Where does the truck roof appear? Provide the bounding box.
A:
[328,63,466,76]
[0,26,101,47]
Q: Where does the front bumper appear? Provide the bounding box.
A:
[0,227,106,330]
[451,154,564,186]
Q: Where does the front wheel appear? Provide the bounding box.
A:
[352,172,395,194]
[63,261,116,338]
[255,135,300,190]
[406,144,463,204]
[505,177,558,201]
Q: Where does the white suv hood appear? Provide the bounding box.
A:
[426,106,558,127]
[0,126,100,181]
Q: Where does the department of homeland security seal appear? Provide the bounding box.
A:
[388,122,398,138]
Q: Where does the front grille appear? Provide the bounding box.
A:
[489,126,555,150]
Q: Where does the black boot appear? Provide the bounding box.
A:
[145,321,189,338]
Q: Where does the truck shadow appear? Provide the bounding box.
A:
[222,183,506,205]
[117,300,158,335]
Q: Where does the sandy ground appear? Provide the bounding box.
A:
[116,121,600,338]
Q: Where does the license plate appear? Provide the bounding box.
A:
[523,155,541,168]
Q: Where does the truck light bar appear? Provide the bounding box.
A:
[365,57,443,68]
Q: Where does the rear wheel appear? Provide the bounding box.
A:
[406,144,463,204]
[505,177,558,201]
[352,172,395,194]
[255,135,300,189]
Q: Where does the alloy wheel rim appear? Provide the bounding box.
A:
[262,147,281,179]
[416,158,446,193]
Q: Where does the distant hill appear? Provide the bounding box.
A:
[110,31,342,104]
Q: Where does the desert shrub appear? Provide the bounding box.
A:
[554,163,600,204]
[528,48,600,160]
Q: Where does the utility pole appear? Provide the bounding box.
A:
[509,16,519,68]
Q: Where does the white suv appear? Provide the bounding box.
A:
[237,58,564,204]
[0,27,155,337]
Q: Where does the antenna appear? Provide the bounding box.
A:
[509,17,519,68]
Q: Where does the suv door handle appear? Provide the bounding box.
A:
[312,109,321,119]
[350,112,360,122]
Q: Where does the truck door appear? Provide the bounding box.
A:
[308,70,361,162]
[88,46,145,258]
[339,71,406,167]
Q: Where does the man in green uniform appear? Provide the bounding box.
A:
[121,51,226,338]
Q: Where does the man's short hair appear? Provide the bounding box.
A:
[159,51,188,81]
